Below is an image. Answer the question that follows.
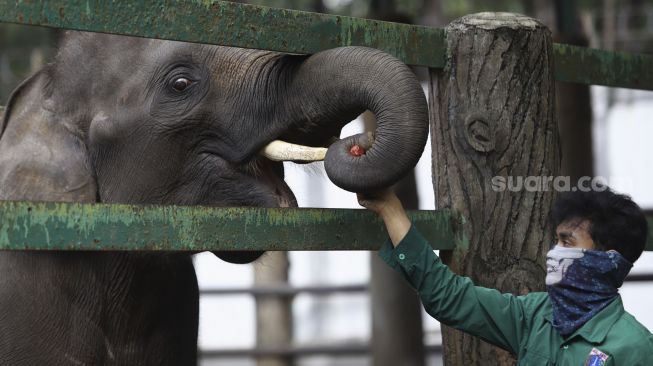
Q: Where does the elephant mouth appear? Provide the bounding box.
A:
[250,137,338,207]
[242,156,297,208]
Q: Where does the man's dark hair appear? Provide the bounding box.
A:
[549,186,648,263]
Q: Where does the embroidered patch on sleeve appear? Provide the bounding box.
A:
[584,348,610,366]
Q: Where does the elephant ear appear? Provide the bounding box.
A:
[0,70,97,203]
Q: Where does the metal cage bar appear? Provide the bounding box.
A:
[0,0,447,67]
[1,0,652,89]
[1,200,651,251]
[0,201,462,251]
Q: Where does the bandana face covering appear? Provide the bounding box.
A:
[545,246,632,337]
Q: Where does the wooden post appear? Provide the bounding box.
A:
[254,252,293,366]
[365,111,426,366]
[429,13,559,365]
[554,0,594,181]
[371,254,426,366]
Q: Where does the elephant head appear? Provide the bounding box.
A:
[0,32,428,260]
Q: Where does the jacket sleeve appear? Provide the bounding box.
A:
[378,225,530,355]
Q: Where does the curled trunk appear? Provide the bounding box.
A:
[279,47,428,192]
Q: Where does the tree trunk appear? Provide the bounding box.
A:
[365,111,426,366]
[556,60,593,183]
[429,13,559,366]
[370,250,425,366]
[554,0,594,181]
[255,252,293,366]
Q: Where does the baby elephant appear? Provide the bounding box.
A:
[0,31,427,365]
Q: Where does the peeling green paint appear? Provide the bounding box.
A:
[0,197,650,252]
[0,0,445,68]
[2,1,651,89]
[0,201,461,251]
[553,43,653,90]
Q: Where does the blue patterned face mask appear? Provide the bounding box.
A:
[545,245,632,337]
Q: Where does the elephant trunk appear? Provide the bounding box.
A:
[277,47,428,192]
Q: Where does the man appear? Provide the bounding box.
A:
[359,187,653,365]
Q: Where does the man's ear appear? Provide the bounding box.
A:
[0,70,97,203]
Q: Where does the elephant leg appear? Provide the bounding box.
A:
[0,252,199,366]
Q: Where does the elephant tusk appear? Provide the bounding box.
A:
[260,140,328,162]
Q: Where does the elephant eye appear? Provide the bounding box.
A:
[171,77,192,92]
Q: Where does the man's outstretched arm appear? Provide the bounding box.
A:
[359,190,536,355]
[357,189,411,247]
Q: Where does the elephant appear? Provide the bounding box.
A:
[0,31,428,365]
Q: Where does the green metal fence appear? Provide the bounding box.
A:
[0,201,461,251]
[2,0,652,90]
[1,0,653,252]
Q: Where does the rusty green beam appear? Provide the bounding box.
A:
[0,0,446,68]
[0,199,651,251]
[2,1,653,89]
[0,201,462,251]
[553,43,653,91]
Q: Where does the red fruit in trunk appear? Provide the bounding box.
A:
[349,145,365,157]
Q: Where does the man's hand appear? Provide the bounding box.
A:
[357,189,411,247]
[356,190,402,218]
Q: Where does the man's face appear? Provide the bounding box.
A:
[545,219,597,286]
[554,219,596,250]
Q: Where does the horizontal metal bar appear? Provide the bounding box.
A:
[201,284,367,297]
[553,43,653,90]
[1,199,652,251]
[200,272,653,296]
[2,2,652,89]
[0,0,446,68]
[201,275,653,298]
[0,201,460,251]
[198,344,443,358]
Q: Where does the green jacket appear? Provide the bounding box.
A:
[379,225,653,366]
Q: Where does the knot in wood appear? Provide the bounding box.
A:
[464,113,495,153]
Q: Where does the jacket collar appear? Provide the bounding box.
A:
[544,296,624,343]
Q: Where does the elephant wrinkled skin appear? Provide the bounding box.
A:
[0,32,428,365]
